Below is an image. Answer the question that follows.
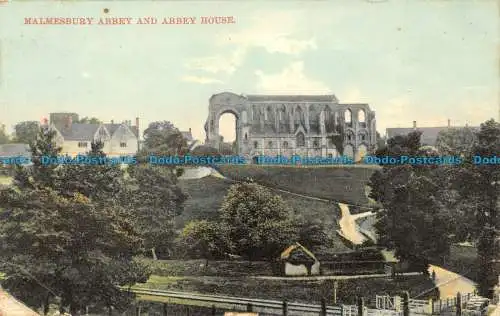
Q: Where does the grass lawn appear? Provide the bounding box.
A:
[178,175,351,253]
[215,165,378,206]
[441,244,478,281]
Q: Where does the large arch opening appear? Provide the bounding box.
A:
[218,111,238,155]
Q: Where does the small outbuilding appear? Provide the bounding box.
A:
[279,242,320,276]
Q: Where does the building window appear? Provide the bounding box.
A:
[313,138,320,148]
[283,141,289,149]
[296,132,305,147]
[244,133,248,140]
[120,142,127,148]
[268,141,273,148]
[359,133,366,141]
[254,141,259,149]
[328,153,333,158]
[358,110,366,123]
[78,142,87,148]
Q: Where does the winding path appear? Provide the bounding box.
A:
[427,265,476,299]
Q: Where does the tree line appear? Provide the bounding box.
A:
[0,120,327,314]
[369,119,499,298]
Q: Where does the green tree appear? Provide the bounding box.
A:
[0,127,150,313]
[0,189,147,314]
[295,216,330,251]
[369,131,453,272]
[180,220,230,267]
[75,117,102,124]
[435,126,477,157]
[451,119,500,297]
[13,125,62,190]
[121,164,187,260]
[142,121,188,156]
[0,124,9,144]
[13,121,40,144]
[219,181,297,261]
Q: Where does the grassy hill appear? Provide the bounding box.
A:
[215,165,379,207]
[178,174,352,253]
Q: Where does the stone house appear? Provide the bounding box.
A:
[48,113,139,157]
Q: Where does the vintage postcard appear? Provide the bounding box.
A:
[0,1,498,315]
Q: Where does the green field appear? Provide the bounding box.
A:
[178,175,352,253]
[215,165,379,207]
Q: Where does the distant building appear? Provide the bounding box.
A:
[205,92,377,162]
[386,120,479,146]
[279,242,320,276]
[180,128,201,151]
[48,113,140,157]
[0,143,31,158]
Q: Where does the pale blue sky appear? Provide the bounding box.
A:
[0,0,498,142]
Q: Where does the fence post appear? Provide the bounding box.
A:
[357,296,364,316]
[429,299,433,315]
[211,304,216,316]
[402,291,409,316]
[186,305,190,316]
[339,304,344,316]
[246,303,253,312]
[282,300,288,316]
[456,292,462,316]
[439,299,442,312]
[321,297,327,316]
[163,303,168,316]
[136,304,141,316]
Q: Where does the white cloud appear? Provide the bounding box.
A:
[81,72,91,79]
[184,48,246,75]
[217,11,317,55]
[181,75,223,84]
[184,10,317,76]
[254,61,332,94]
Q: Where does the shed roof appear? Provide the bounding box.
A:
[280,242,318,261]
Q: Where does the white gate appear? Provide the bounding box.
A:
[375,295,401,311]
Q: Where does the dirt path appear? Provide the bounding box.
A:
[338,203,374,245]
[428,265,476,298]
[0,287,39,315]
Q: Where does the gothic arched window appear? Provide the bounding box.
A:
[254,141,258,149]
[296,132,305,147]
[345,109,352,123]
[268,141,273,148]
[283,141,289,149]
[358,110,366,123]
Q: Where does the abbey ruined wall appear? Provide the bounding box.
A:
[205,92,377,161]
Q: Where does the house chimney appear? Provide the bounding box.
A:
[64,115,73,130]
[447,119,451,128]
[111,119,114,124]
[412,121,417,129]
[189,127,192,134]
[135,117,140,152]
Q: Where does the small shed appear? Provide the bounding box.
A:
[280,242,320,276]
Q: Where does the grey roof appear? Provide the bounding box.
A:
[59,123,100,141]
[386,126,479,146]
[103,123,139,138]
[58,123,139,141]
[181,131,193,141]
[246,95,337,102]
[0,143,31,157]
